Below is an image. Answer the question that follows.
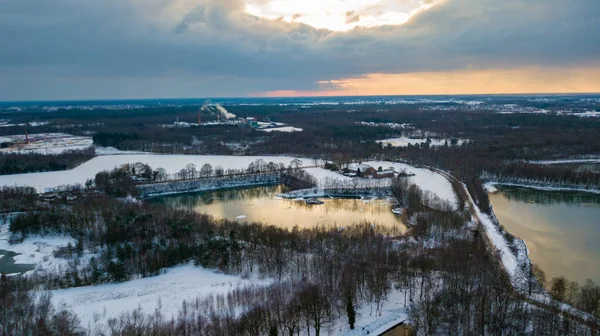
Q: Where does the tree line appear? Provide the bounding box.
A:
[93,159,315,198]
[3,174,598,334]
[0,148,95,175]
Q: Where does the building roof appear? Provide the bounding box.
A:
[348,163,373,171]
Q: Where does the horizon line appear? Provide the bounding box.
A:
[1,92,600,104]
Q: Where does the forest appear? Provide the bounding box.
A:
[2,101,599,191]
[2,170,600,335]
[0,148,95,175]
[1,98,600,335]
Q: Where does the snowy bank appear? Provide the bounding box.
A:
[463,183,519,281]
[260,126,303,132]
[139,173,281,197]
[483,181,600,195]
[527,158,600,165]
[483,182,498,193]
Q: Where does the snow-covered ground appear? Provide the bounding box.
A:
[0,133,93,154]
[483,181,600,195]
[333,290,408,336]
[356,121,411,130]
[376,137,467,148]
[260,126,303,132]
[46,260,409,335]
[257,122,285,127]
[483,182,498,193]
[93,146,146,156]
[0,216,76,276]
[0,121,49,128]
[365,161,458,208]
[527,158,600,164]
[0,155,313,192]
[303,167,351,186]
[282,162,457,209]
[463,183,519,281]
[557,111,600,118]
[48,263,273,329]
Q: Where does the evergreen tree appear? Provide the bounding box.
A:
[346,294,356,330]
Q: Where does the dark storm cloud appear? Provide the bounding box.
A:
[0,0,598,100]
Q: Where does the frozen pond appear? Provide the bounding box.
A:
[150,185,406,233]
[489,186,600,284]
[0,249,35,274]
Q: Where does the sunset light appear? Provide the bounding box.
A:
[244,0,437,31]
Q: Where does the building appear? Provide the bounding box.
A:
[381,322,413,336]
[360,166,378,178]
[346,163,378,178]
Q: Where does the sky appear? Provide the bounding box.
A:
[0,0,599,100]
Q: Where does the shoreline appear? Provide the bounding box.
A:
[484,181,600,195]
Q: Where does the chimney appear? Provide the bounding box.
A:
[197,113,201,125]
[25,127,29,144]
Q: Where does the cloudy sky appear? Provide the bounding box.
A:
[0,0,599,100]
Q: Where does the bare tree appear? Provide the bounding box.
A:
[299,284,332,336]
[291,159,303,169]
[185,163,197,179]
[200,163,213,177]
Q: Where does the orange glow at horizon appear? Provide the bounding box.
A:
[257,68,600,97]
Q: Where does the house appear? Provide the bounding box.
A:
[360,167,378,177]
[346,163,377,178]
[380,321,413,336]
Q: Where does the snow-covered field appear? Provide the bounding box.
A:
[282,162,457,209]
[303,167,351,186]
[46,261,409,335]
[0,133,93,154]
[260,126,303,132]
[365,161,458,207]
[49,264,273,329]
[377,137,467,148]
[0,155,312,192]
